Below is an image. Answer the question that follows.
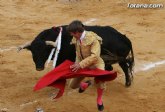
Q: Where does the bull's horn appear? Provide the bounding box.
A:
[45,41,57,47]
[17,41,31,52]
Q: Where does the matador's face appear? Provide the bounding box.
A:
[70,32,82,40]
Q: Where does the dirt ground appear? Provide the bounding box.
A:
[0,0,165,112]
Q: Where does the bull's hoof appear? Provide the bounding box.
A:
[125,81,131,87]
[125,74,133,87]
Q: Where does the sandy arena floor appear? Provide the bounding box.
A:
[0,0,165,112]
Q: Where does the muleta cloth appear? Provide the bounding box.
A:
[34,60,117,99]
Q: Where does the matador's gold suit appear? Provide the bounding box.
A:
[69,31,106,89]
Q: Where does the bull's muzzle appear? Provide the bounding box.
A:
[36,67,44,71]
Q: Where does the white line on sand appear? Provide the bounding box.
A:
[83,18,98,25]
[134,60,165,73]
[142,60,165,71]
[0,46,17,52]
[20,100,38,108]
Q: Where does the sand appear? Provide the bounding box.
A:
[0,0,165,112]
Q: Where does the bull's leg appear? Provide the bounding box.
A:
[119,62,132,87]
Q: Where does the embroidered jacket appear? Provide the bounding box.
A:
[70,31,105,69]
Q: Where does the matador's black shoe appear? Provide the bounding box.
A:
[78,80,92,93]
[97,103,104,111]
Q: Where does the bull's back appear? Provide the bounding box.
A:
[85,26,132,57]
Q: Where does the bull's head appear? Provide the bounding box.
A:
[18,40,56,71]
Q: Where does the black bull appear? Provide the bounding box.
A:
[22,25,134,87]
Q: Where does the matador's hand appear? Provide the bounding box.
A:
[70,62,81,72]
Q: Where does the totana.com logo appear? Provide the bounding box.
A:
[127,3,164,9]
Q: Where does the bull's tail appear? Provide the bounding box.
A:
[126,45,135,76]
[121,35,135,76]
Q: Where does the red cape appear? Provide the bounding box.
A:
[34,60,117,98]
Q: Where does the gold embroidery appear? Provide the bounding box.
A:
[70,31,102,45]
